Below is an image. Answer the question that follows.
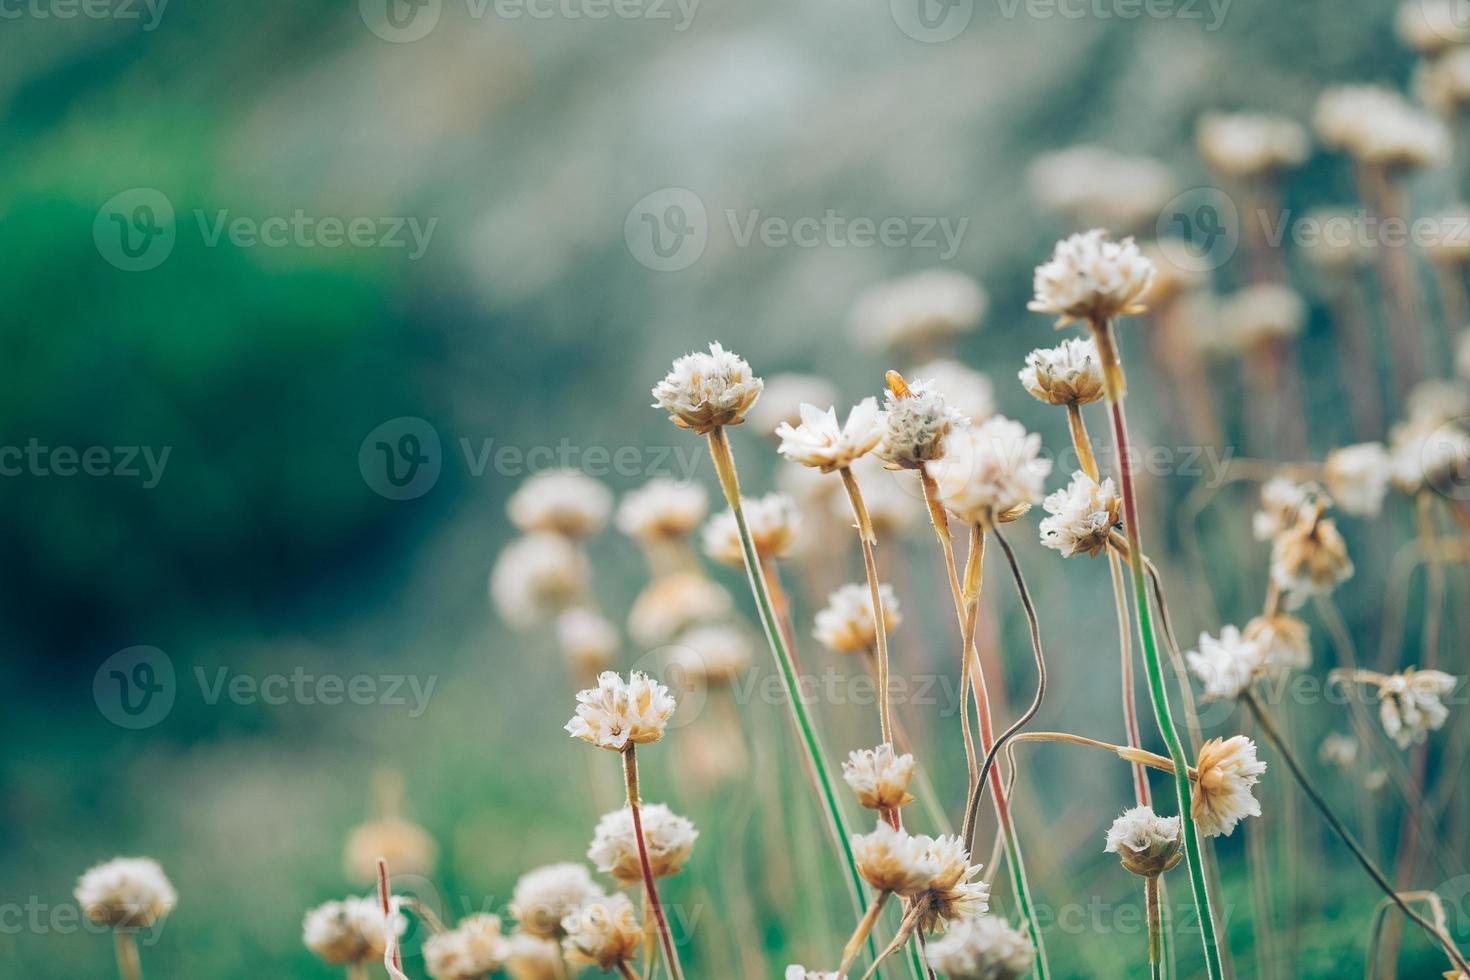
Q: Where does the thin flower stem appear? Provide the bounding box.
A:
[841,466,894,746]
[617,961,642,980]
[1365,891,1448,980]
[346,964,367,980]
[378,859,409,980]
[838,890,892,977]
[1240,691,1470,975]
[113,931,143,980]
[918,472,1049,980]
[860,902,926,980]
[1146,875,1164,980]
[704,428,872,946]
[1008,730,1179,773]
[1093,316,1225,980]
[623,746,686,980]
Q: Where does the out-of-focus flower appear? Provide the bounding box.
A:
[1105,805,1184,877]
[1244,613,1312,673]
[1318,732,1359,769]
[652,342,763,433]
[508,864,603,940]
[851,822,935,896]
[1220,283,1307,347]
[502,930,564,980]
[777,399,883,472]
[1314,85,1449,169]
[1251,477,1319,542]
[785,966,841,979]
[1187,625,1268,701]
[1029,229,1157,326]
[924,914,1034,980]
[303,896,404,965]
[668,624,752,685]
[1376,668,1460,747]
[1406,379,1470,428]
[627,572,731,646]
[76,858,176,929]
[560,894,643,970]
[344,817,438,885]
[1389,417,1470,493]
[842,743,917,811]
[1299,208,1377,272]
[507,468,612,539]
[1038,471,1121,558]
[814,582,901,654]
[555,608,619,675]
[424,914,507,980]
[935,417,1052,526]
[1396,0,1470,53]
[1027,146,1175,232]
[1324,443,1392,517]
[490,533,588,630]
[1192,736,1267,838]
[910,358,996,423]
[588,803,698,883]
[849,270,987,352]
[1270,507,1354,609]
[749,373,840,437]
[702,493,799,566]
[616,479,708,544]
[566,671,676,751]
[1019,337,1106,406]
[1197,112,1310,177]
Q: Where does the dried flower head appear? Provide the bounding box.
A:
[501,931,564,980]
[1220,283,1307,347]
[490,533,589,630]
[555,608,619,675]
[344,817,438,885]
[627,572,731,646]
[1389,417,1470,493]
[1028,229,1157,326]
[924,914,1035,980]
[1187,625,1268,701]
[508,864,604,940]
[668,624,752,685]
[813,582,902,654]
[1270,506,1354,609]
[917,835,990,931]
[1039,471,1122,558]
[1027,146,1176,232]
[303,896,404,964]
[1299,208,1376,271]
[587,803,698,883]
[842,743,917,811]
[424,914,508,980]
[652,342,764,433]
[849,270,988,352]
[702,493,800,566]
[616,479,709,544]
[1319,732,1359,769]
[1196,112,1310,177]
[507,469,613,539]
[910,358,996,423]
[1019,337,1106,406]
[1191,736,1267,838]
[1396,0,1470,53]
[560,894,642,970]
[1252,477,1320,542]
[777,399,883,472]
[878,376,968,469]
[1324,443,1392,517]
[935,417,1052,526]
[566,670,677,751]
[1313,85,1449,169]
[75,858,176,929]
[851,822,935,896]
[1105,805,1184,878]
[1244,613,1312,673]
[749,373,840,436]
[1376,668,1460,747]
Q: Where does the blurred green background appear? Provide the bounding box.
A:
[2,0,1465,977]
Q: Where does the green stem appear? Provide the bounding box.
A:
[1095,317,1225,980]
[1146,875,1164,980]
[705,429,872,954]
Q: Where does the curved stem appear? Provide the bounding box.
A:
[623,747,685,980]
[841,466,894,746]
[1241,692,1470,975]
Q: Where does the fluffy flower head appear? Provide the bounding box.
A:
[560,894,642,970]
[702,493,799,566]
[1038,470,1121,558]
[303,896,404,965]
[616,479,708,543]
[1019,337,1106,406]
[935,417,1052,526]
[849,270,988,352]
[1187,625,1268,701]
[851,822,935,896]
[1105,805,1183,877]
[1377,668,1460,748]
[878,375,968,469]
[1191,736,1267,838]
[1324,443,1391,517]
[508,864,603,939]
[1028,229,1156,326]
[842,743,917,811]
[588,803,698,883]
[507,469,612,539]
[424,914,507,980]
[75,857,177,929]
[813,582,901,654]
[652,342,763,433]
[565,671,677,751]
[924,914,1035,980]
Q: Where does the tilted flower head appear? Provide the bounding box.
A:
[555,607,619,675]
[652,342,764,433]
[424,914,508,980]
[344,816,438,885]
[1324,443,1392,517]
[1196,112,1310,178]
[1039,470,1121,558]
[749,373,840,437]
[560,894,642,970]
[911,358,996,423]
[565,671,677,751]
[851,822,935,896]
[627,572,731,646]
[1270,507,1354,609]
[849,269,988,352]
[1319,732,1360,769]
[75,858,177,929]
[925,914,1035,980]
[1396,0,1470,53]
[1105,805,1184,878]
[1389,417,1470,493]
[668,624,752,685]
[587,803,699,883]
[1019,337,1106,406]
[1191,736,1267,838]
[702,493,800,567]
[616,479,709,544]
[1376,668,1460,748]
[777,399,883,472]
[507,468,613,539]
[917,835,990,931]
[1244,613,1312,673]
[490,533,589,630]
[935,417,1052,526]
[1314,85,1449,169]
[502,930,564,980]
[842,743,917,811]
[1220,283,1307,347]
[1187,625,1268,701]
[813,582,901,654]
[509,864,604,940]
[1028,229,1157,326]
[303,896,405,965]
[878,376,968,469]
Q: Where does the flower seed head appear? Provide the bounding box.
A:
[502,930,564,980]
[850,822,935,896]
[1187,625,1268,701]
[303,896,404,965]
[841,743,917,811]
[1269,507,1354,609]
[651,342,763,433]
[1028,229,1156,327]
[1191,736,1267,838]
[702,493,800,567]
[878,376,967,469]
[565,671,677,751]
[1376,668,1460,748]
[917,835,989,931]
[587,803,698,883]
[616,479,709,544]
[1019,337,1106,406]
[75,857,176,929]
[424,914,507,980]
[1105,805,1184,878]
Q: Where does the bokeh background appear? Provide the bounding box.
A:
[3,0,1467,976]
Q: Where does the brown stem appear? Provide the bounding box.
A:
[837,890,891,977]
[623,747,686,980]
[841,465,894,746]
[113,931,143,980]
